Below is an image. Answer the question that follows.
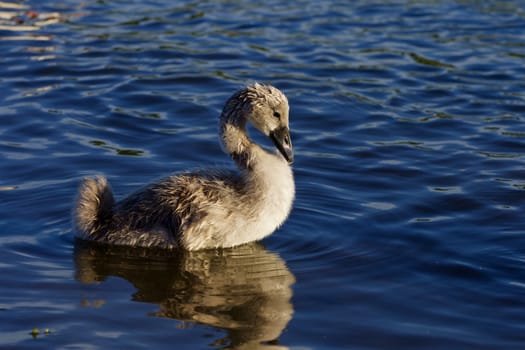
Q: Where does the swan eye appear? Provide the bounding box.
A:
[273,111,281,119]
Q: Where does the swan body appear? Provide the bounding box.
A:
[75,83,294,250]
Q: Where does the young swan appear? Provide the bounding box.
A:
[75,83,295,250]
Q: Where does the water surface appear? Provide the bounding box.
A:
[1,1,525,349]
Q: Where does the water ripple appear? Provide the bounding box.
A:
[1,0,525,349]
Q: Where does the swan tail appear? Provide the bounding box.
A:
[75,176,114,239]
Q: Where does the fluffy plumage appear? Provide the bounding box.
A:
[74,83,295,250]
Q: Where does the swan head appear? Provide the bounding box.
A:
[222,83,293,163]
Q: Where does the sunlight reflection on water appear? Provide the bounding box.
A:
[1,0,525,349]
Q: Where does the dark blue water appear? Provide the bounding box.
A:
[1,1,525,349]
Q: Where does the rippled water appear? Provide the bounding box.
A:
[1,0,525,349]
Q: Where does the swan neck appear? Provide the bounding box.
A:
[220,112,252,168]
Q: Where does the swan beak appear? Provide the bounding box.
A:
[270,127,293,163]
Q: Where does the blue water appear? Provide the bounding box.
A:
[1,0,525,349]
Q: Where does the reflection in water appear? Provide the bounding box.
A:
[0,2,62,34]
[74,241,295,349]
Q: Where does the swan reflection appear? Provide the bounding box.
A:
[74,241,295,349]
